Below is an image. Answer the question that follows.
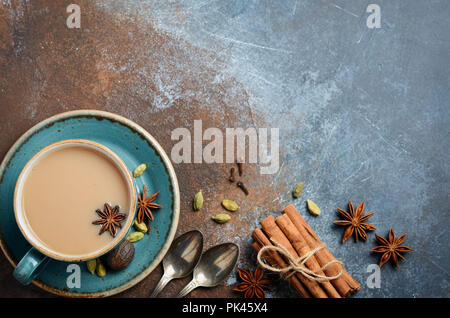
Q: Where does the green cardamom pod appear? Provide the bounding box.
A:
[86,259,97,275]
[193,190,203,211]
[293,182,305,198]
[221,199,239,212]
[95,259,106,277]
[212,213,231,224]
[127,231,145,243]
[307,199,321,216]
[133,218,148,233]
[133,163,147,178]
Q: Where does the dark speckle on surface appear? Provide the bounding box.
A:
[0,0,449,298]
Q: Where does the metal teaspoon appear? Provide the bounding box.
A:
[150,230,204,297]
[176,242,240,298]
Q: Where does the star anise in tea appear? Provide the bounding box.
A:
[233,267,272,298]
[137,185,161,231]
[92,203,127,237]
[333,201,376,243]
[371,228,413,268]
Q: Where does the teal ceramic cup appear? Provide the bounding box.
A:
[12,139,137,285]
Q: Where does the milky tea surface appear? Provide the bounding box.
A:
[22,146,130,257]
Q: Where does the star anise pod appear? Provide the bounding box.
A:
[92,203,127,237]
[233,267,272,298]
[137,185,161,227]
[333,201,376,243]
[371,228,413,268]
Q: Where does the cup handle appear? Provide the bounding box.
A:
[13,247,50,285]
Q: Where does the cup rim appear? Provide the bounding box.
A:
[13,139,137,262]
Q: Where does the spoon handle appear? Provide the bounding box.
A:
[176,279,199,298]
[150,273,173,298]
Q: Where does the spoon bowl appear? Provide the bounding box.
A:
[176,242,240,297]
[150,230,203,297]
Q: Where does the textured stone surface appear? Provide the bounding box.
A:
[0,0,448,298]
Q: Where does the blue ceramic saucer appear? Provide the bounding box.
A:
[0,110,180,297]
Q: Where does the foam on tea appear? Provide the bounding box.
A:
[22,145,130,257]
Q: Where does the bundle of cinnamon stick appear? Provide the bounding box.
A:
[251,204,360,298]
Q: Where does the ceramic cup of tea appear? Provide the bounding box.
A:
[13,139,137,285]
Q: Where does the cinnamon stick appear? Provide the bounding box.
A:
[275,214,341,298]
[260,215,328,298]
[282,204,360,297]
[251,236,310,298]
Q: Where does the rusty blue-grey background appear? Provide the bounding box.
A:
[0,0,448,297]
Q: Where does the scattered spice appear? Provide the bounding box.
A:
[86,259,97,275]
[95,259,106,277]
[127,231,145,243]
[227,159,250,194]
[233,267,272,298]
[292,182,304,198]
[133,218,148,233]
[222,199,239,212]
[371,228,413,268]
[333,201,376,243]
[212,213,231,224]
[237,162,244,176]
[306,199,321,216]
[137,185,161,226]
[229,167,236,183]
[92,203,127,237]
[133,163,147,178]
[193,190,203,211]
[237,181,249,195]
[106,239,135,270]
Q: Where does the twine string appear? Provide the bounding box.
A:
[257,238,344,282]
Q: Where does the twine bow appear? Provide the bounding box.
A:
[257,238,344,282]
